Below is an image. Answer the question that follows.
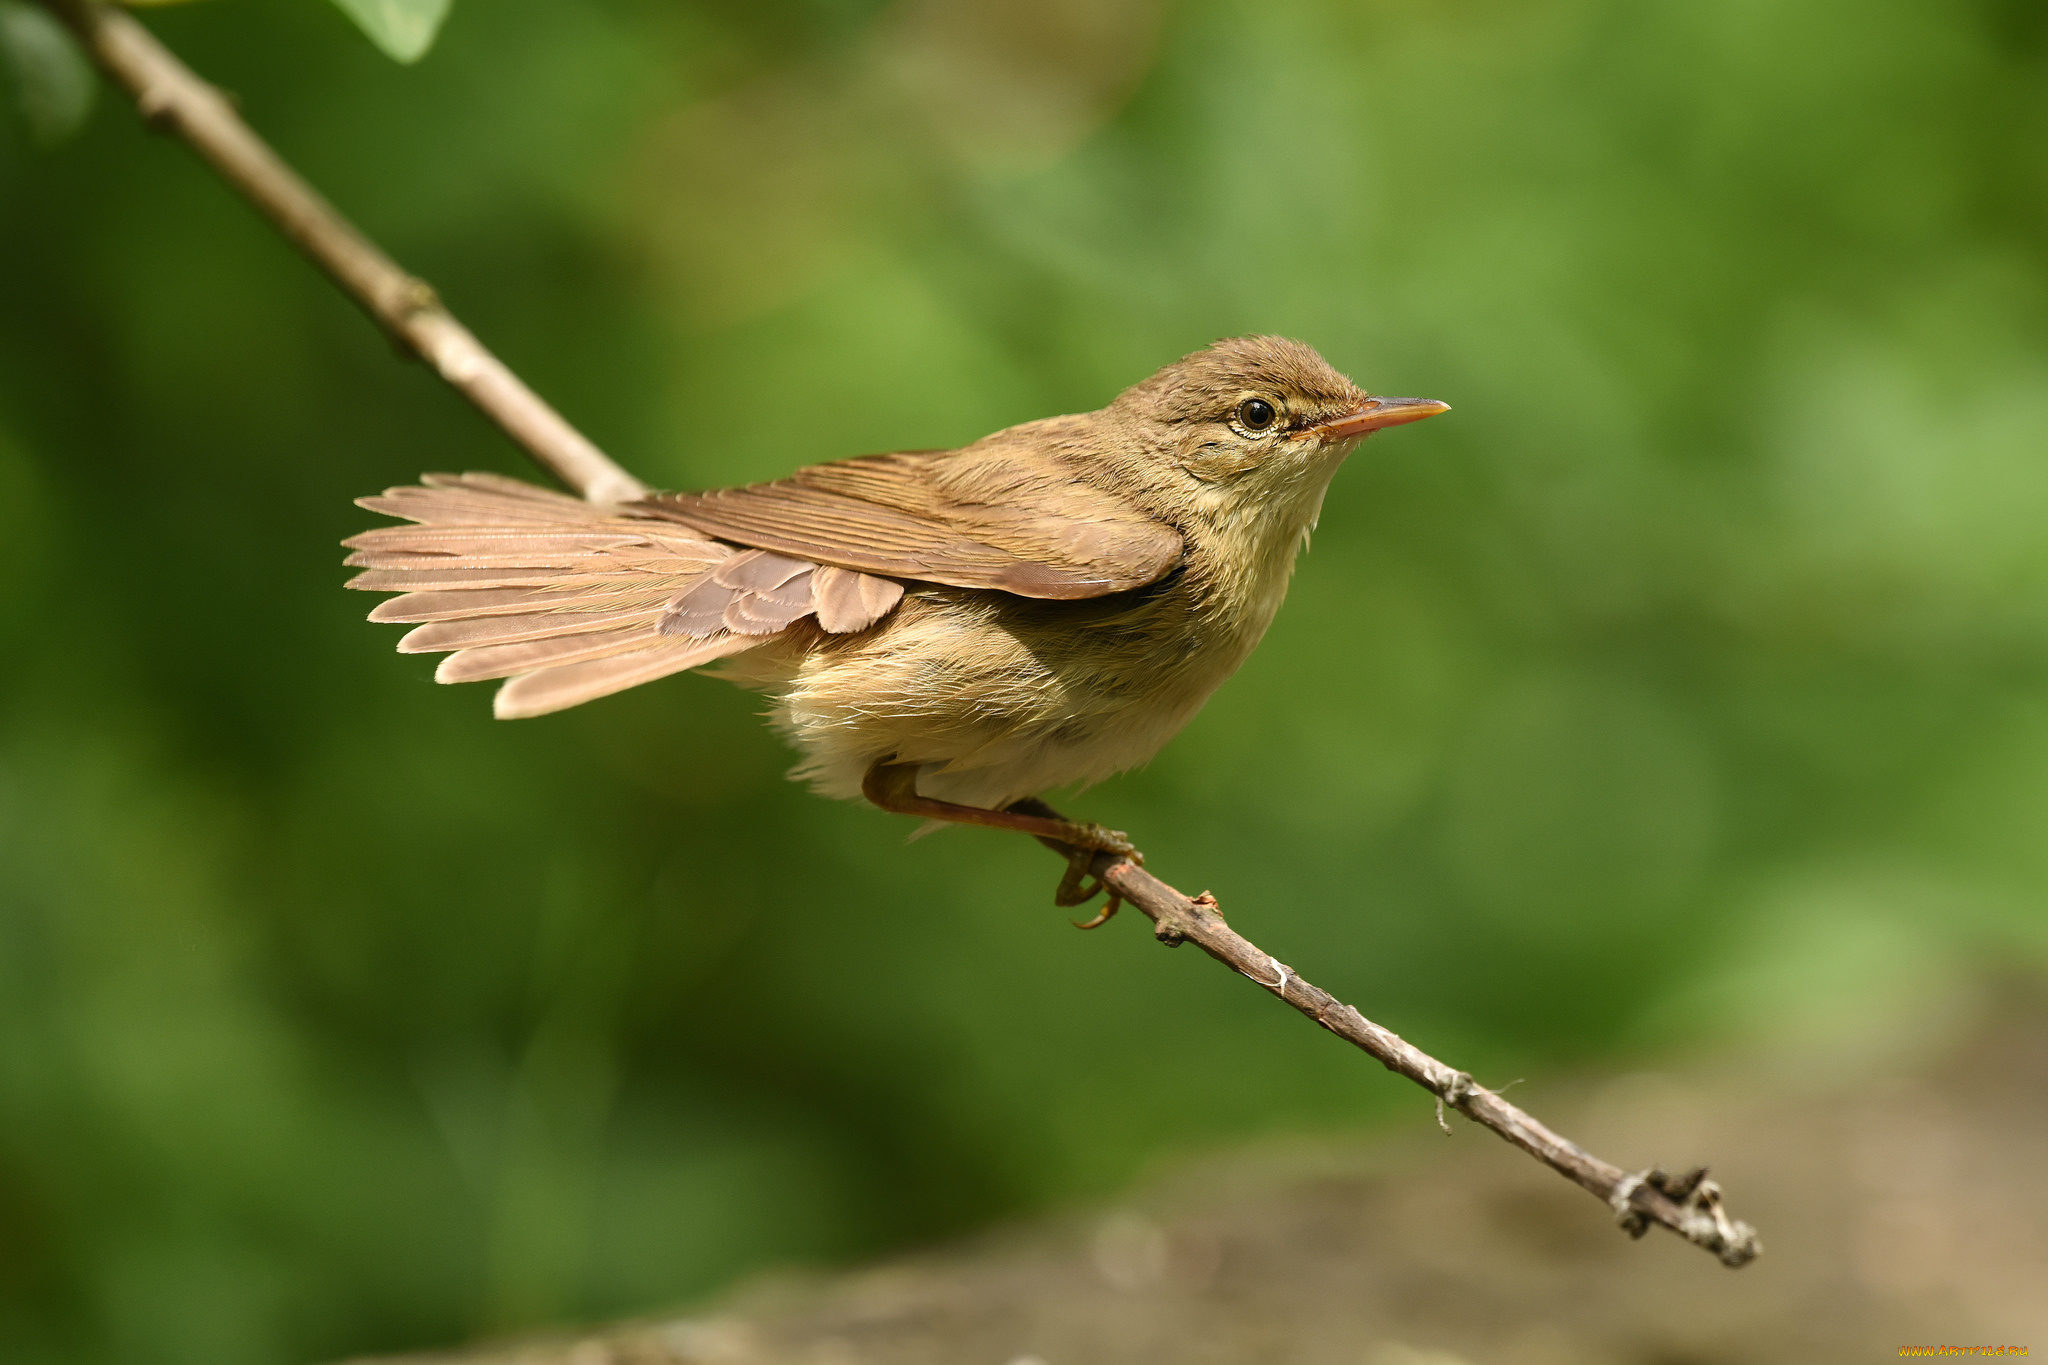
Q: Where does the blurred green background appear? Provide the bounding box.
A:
[3,0,2047,1360]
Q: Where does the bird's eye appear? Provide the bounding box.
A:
[1237,397,1278,432]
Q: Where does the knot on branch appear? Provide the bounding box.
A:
[1152,890,1220,947]
[1434,1070,1475,1134]
[137,83,179,130]
[1611,1166,1763,1268]
[389,276,441,319]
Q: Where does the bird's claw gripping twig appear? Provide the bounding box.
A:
[1052,845,1125,927]
[1068,895,1123,930]
[993,798,1140,923]
[1048,826,1138,928]
[1060,820,1140,863]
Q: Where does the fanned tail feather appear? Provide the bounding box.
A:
[345,472,906,718]
[347,473,747,715]
[492,634,760,719]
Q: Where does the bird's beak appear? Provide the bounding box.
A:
[1314,396,1451,441]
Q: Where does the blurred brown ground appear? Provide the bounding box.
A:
[348,984,2046,1365]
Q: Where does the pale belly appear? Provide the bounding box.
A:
[717,574,1281,810]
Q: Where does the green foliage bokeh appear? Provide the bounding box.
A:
[3,0,2047,1360]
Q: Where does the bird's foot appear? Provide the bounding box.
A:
[1057,820,1141,864]
[1055,846,1123,927]
[1069,894,1123,930]
[1029,815,1139,927]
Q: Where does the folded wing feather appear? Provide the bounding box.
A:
[638,434,1183,600]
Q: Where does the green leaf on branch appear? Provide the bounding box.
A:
[326,0,452,63]
[0,0,95,145]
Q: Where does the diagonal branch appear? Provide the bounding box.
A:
[1088,853,1760,1265]
[39,0,1760,1268]
[37,0,646,505]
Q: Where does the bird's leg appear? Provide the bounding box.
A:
[861,762,1139,858]
[862,762,1139,926]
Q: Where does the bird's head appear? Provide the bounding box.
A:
[1102,335,1447,540]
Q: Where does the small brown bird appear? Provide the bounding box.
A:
[345,336,1446,917]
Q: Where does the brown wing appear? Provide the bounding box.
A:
[636,427,1183,601]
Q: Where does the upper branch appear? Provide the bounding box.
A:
[40,0,647,505]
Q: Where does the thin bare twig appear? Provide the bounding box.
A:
[1090,854,1760,1265]
[37,0,646,504]
[43,0,1759,1269]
